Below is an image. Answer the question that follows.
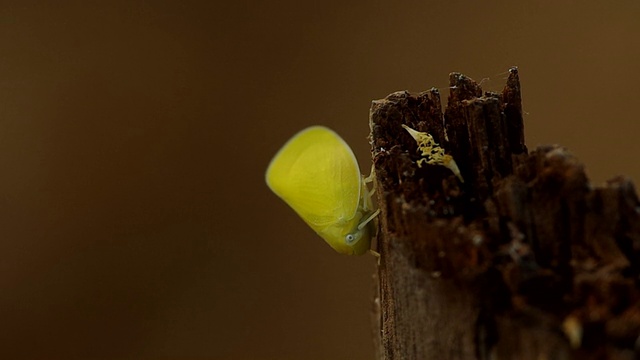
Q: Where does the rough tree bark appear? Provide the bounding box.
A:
[369,68,640,360]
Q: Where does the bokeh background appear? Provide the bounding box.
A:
[1,1,639,359]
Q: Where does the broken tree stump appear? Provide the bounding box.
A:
[369,68,640,360]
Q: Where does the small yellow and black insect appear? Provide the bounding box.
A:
[402,124,464,183]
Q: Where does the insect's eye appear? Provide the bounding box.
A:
[345,234,356,244]
[345,230,364,245]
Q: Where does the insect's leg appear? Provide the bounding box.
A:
[369,249,381,265]
[358,208,380,231]
[363,164,375,184]
[361,164,377,212]
[367,212,381,265]
[362,183,374,212]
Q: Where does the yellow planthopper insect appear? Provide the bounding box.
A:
[265,126,378,255]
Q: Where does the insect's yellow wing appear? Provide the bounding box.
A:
[266,126,361,226]
[265,126,367,254]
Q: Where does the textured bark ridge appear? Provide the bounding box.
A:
[369,68,640,360]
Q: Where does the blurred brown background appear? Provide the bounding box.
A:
[1,1,639,359]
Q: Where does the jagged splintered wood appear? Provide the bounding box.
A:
[369,68,640,360]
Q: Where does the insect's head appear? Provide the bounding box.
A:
[318,214,371,255]
[341,214,372,255]
[345,228,365,246]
